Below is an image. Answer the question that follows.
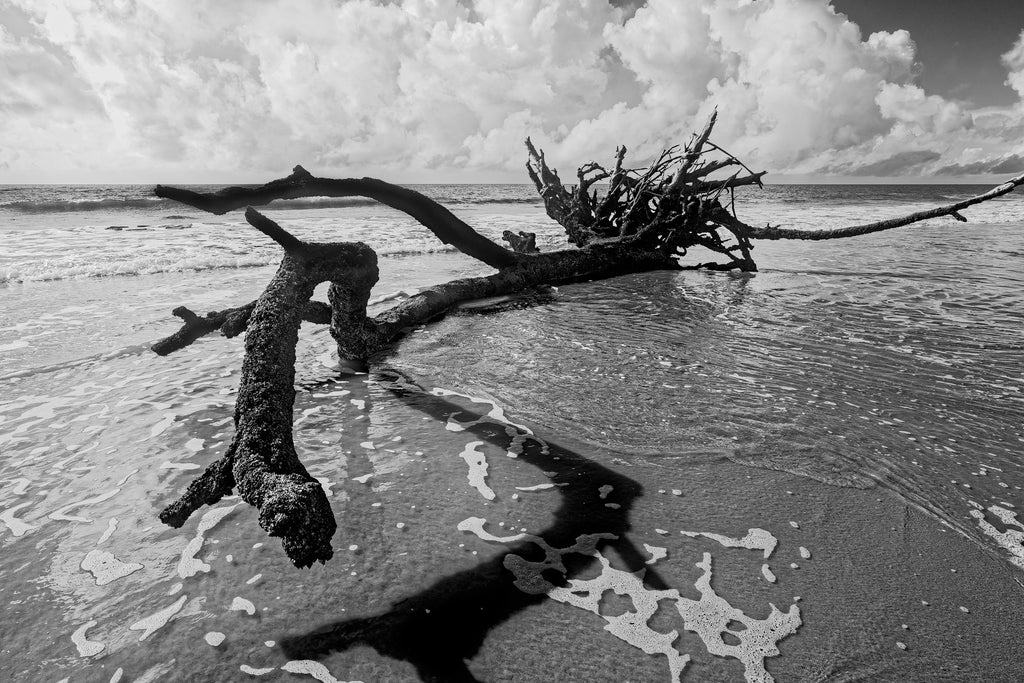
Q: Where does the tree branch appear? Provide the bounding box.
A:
[686,171,767,196]
[245,206,303,251]
[156,167,519,270]
[151,300,333,355]
[681,157,739,182]
[668,109,718,193]
[717,172,1024,240]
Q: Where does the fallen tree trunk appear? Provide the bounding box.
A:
[152,114,1022,566]
[154,171,680,366]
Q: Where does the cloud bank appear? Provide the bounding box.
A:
[2,0,1023,182]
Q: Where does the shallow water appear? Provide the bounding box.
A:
[397,225,1024,539]
[1,185,1024,681]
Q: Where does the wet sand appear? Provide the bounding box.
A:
[3,371,1023,682]
[2,209,1023,681]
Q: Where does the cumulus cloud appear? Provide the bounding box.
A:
[2,0,1023,182]
[1003,29,1024,101]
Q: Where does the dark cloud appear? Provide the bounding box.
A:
[935,153,1024,176]
[833,0,1024,107]
[848,150,941,176]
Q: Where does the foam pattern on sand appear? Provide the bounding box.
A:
[204,631,225,647]
[462,517,801,683]
[97,517,118,544]
[431,387,549,457]
[177,502,240,578]
[969,502,1024,570]
[280,659,364,683]
[128,595,187,641]
[643,544,668,565]
[81,550,144,585]
[679,527,778,559]
[0,502,35,536]
[48,488,120,523]
[514,483,556,492]
[240,664,275,676]
[70,620,104,657]
[457,441,495,500]
[230,596,257,615]
[679,553,801,682]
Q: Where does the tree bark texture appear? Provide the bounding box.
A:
[159,209,378,567]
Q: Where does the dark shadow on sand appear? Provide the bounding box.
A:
[279,369,667,682]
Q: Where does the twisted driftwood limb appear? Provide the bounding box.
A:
[153,175,677,563]
[156,168,519,270]
[154,163,680,359]
[160,208,378,567]
[160,446,237,526]
[156,244,676,362]
[714,172,1024,240]
[525,137,593,246]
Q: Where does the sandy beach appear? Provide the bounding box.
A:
[4,366,1023,682]
[2,183,1023,681]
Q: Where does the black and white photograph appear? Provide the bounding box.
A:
[2,1,1023,681]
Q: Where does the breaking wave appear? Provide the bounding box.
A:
[0,242,458,284]
[0,191,540,214]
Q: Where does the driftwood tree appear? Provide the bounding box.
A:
[152,112,1024,567]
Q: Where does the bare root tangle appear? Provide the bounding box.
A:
[526,109,768,270]
[528,114,1023,271]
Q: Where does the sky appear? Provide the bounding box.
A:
[2,0,1024,184]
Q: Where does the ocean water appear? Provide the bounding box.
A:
[1,183,1023,681]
